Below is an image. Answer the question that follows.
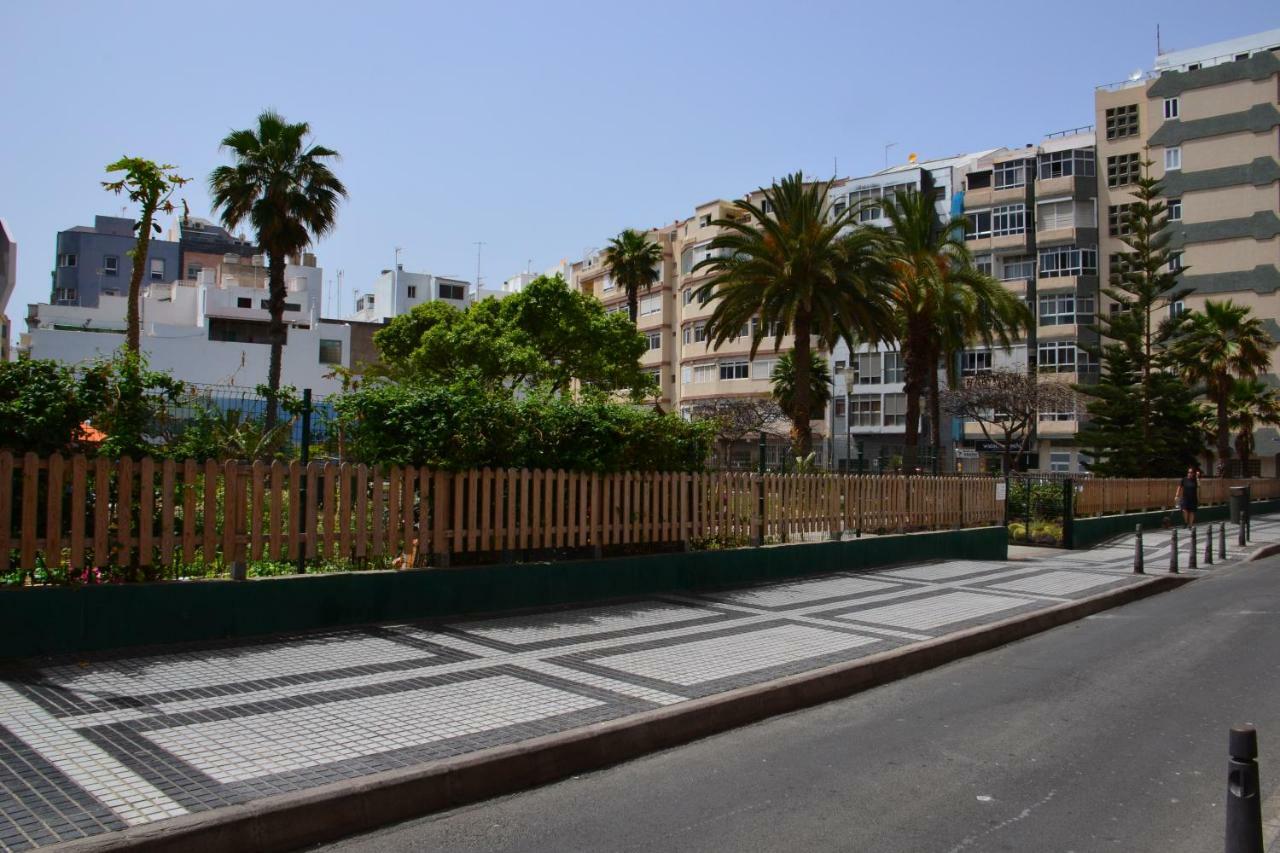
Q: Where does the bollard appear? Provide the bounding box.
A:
[1170,528,1179,573]
[1205,523,1214,565]
[1225,725,1263,853]
[1134,525,1144,574]
[1239,521,1247,548]
[1220,522,1227,560]
[1190,525,1198,569]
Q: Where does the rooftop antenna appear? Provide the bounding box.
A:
[473,241,486,297]
[884,142,897,170]
[1156,23,1162,56]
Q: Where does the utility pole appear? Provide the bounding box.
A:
[473,241,486,299]
[392,246,402,319]
[884,142,897,170]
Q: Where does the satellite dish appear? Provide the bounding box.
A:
[1128,69,1143,81]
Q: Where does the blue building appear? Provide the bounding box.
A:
[52,215,181,307]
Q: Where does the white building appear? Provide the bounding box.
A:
[0,218,15,362]
[349,265,511,323]
[24,254,374,397]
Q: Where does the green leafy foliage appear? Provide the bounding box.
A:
[770,352,831,420]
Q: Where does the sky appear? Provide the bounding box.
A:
[2,0,1277,319]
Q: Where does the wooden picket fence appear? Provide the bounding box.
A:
[1074,477,1280,517]
[0,452,1004,579]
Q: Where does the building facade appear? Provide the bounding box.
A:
[349,266,479,323]
[51,216,181,307]
[0,218,14,362]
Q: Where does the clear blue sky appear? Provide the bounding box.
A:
[2,1,1276,318]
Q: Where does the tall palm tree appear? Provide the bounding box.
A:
[692,172,893,456]
[208,110,347,428]
[1168,299,1274,471]
[880,189,1028,469]
[1229,378,1280,476]
[603,229,664,324]
[770,352,832,421]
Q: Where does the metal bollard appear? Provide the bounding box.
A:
[1170,528,1179,573]
[1225,725,1263,853]
[1190,525,1198,569]
[1205,523,1214,565]
[1239,521,1247,548]
[1134,525,1144,574]
[1220,522,1227,560]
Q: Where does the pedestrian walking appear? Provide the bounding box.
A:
[1174,467,1200,528]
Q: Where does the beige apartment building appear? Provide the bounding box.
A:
[1095,28,1280,474]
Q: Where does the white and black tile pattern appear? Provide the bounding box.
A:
[0,517,1273,851]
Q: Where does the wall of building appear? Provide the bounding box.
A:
[53,216,181,307]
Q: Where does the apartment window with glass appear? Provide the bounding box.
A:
[1170,252,1185,272]
[691,363,715,383]
[960,350,992,376]
[974,254,993,276]
[1039,293,1094,326]
[883,351,904,383]
[994,159,1028,189]
[318,339,343,365]
[1164,146,1182,171]
[1105,104,1139,140]
[646,331,662,350]
[991,204,1026,236]
[965,210,992,239]
[719,360,749,380]
[149,259,165,281]
[1040,409,1077,423]
[186,263,202,280]
[751,358,776,380]
[1038,148,1095,180]
[999,255,1036,280]
[853,352,881,384]
[1049,452,1072,473]
[1170,300,1186,319]
[1106,153,1140,188]
[1039,245,1098,278]
[1163,97,1179,119]
[439,282,466,300]
[882,393,907,427]
[1037,340,1079,373]
[54,287,77,303]
[237,297,252,308]
[850,395,881,428]
[58,253,77,268]
[103,256,119,276]
[640,295,661,316]
[1037,199,1090,231]
[699,214,712,227]
[1108,204,1133,237]
[834,397,847,418]
[967,170,992,190]
[406,285,417,298]
[1168,198,1182,221]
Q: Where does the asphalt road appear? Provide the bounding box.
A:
[317,556,1280,853]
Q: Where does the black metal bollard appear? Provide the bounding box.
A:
[1225,725,1263,853]
[1134,525,1144,574]
[1170,528,1179,573]
[1190,525,1198,569]
[1239,521,1247,548]
[1220,522,1227,560]
[1205,523,1214,565]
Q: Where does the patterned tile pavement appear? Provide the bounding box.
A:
[0,517,1274,851]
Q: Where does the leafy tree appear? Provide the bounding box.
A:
[603,229,664,323]
[86,352,186,458]
[208,110,347,429]
[880,188,1028,470]
[375,275,655,398]
[1167,300,1274,470]
[102,158,188,353]
[1229,378,1280,475]
[0,359,101,455]
[771,352,831,422]
[692,172,894,456]
[941,369,1077,474]
[683,397,788,461]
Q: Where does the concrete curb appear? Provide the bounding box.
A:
[1248,542,1280,562]
[50,574,1192,853]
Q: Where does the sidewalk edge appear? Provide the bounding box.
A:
[50,575,1192,853]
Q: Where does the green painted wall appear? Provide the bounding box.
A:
[1073,499,1280,549]
[0,526,1007,659]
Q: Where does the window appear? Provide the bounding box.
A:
[237,297,252,308]
[1039,293,1095,326]
[682,287,695,305]
[58,253,77,268]
[692,322,708,343]
[1038,148,1095,180]
[992,204,1026,236]
[967,170,992,190]
[1164,146,1182,171]
[258,299,302,311]
[1049,452,1072,473]
[965,210,992,239]
[1106,153,1140,188]
[999,255,1035,281]
[1169,252,1184,272]
[994,159,1028,189]
[1109,253,1128,279]
[1170,300,1186,319]
[853,352,881,384]
[691,363,716,383]
[719,360,749,380]
[1037,340,1081,373]
[1039,245,1098,278]
[639,295,661,316]
[1163,97,1179,119]
[439,282,466,300]
[318,339,343,364]
[1108,204,1133,237]
[646,331,662,350]
[850,394,881,428]
[834,360,846,372]
[882,393,907,427]
[760,199,774,214]
[699,214,712,227]
[406,285,417,298]
[960,350,992,376]
[974,254,993,276]
[751,358,776,380]
[103,256,119,276]
[1167,198,1182,221]
[1105,104,1139,140]
[54,287,77,303]
[149,259,165,281]
[883,351,904,383]
[186,263,202,280]
[601,275,615,292]
[1037,198,1092,231]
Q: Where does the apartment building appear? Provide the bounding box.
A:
[167,216,258,282]
[51,215,181,307]
[349,266,477,323]
[1096,28,1280,474]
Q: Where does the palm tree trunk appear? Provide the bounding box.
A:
[791,312,813,457]
[628,286,639,325]
[1215,378,1231,474]
[928,360,942,473]
[265,252,286,431]
[902,323,927,472]
[126,202,155,354]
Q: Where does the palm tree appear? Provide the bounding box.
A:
[771,352,831,421]
[880,189,1028,470]
[1229,378,1280,476]
[208,110,347,428]
[1168,299,1274,471]
[603,229,664,324]
[691,172,894,456]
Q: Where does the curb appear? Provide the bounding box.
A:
[51,574,1192,853]
[1249,542,1280,562]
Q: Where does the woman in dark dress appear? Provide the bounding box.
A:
[1174,467,1199,527]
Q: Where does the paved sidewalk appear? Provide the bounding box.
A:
[0,519,1274,851]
